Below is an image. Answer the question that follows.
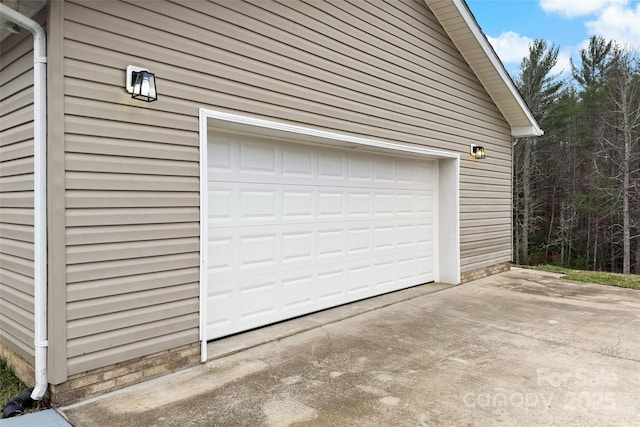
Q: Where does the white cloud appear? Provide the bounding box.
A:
[487,31,572,77]
[539,0,627,17]
[585,3,640,47]
[487,31,533,64]
[540,1,640,72]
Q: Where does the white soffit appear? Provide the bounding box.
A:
[425,0,543,138]
[0,0,47,42]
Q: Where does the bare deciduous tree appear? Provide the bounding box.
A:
[514,40,562,264]
[598,48,640,273]
[512,36,640,274]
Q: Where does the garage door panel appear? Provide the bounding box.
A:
[207,183,433,226]
[207,131,435,340]
[208,211,433,233]
[208,137,234,172]
[347,157,371,180]
[208,135,434,191]
[317,270,344,301]
[373,193,394,215]
[239,142,277,175]
[238,234,277,267]
[318,152,344,178]
[206,283,234,333]
[347,227,370,253]
[318,191,343,217]
[208,172,434,190]
[207,249,434,288]
[373,261,395,288]
[207,250,434,339]
[374,159,394,181]
[282,275,315,310]
[208,189,233,222]
[347,265,372,294]
[282,231,313,263]
[208,243,433,285]
[240,190,277,221]
[282,191,313,219]
[208,236,234,272]
[283,148,313,177]
[208,222,434,281]
[238,280,279,320]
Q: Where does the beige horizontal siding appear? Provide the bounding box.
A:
[62,6,511,145]
[66,223,199,245]
[67,313,198,357]
[66,172,198,192]
[0,238,34,260]
[66,237,198,264]
[0,87,33,118]
[65,192,198,209]
[66,207,199,227]
[0,157,33,178]
[67,283,198,320]
[67,1,504,122]
[0,174,34,192]
[67,299,197,340]
[0,125,35,151]
[65,135,199,161]
[0,208,33,225]
[0,223,33,242]
[67,329,198,375]
[62,0,513,374]
[66,268,199,302]
[0,192,34,208]
[0,31,35,363]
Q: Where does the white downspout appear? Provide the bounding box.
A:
[0,4,48,401]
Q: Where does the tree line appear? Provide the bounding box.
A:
[513,37,640,274]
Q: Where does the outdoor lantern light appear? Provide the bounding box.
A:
[470,144,485,160]
[125,65,157,102]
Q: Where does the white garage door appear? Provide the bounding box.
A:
[206,130,435,340]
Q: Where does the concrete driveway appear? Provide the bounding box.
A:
[61,268,640,426]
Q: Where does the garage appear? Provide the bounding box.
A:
[0,0,540,402]
[201,111,459,341]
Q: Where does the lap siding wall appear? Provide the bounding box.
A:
[0,13,42,366]
[57,0,512,375]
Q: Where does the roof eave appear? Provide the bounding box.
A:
[424,0,543,138]
[512,125,544,139]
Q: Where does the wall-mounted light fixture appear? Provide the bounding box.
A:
[126,65,157,102]
[470,144,485,160]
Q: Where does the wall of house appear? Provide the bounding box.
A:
[60,0,512,376]
[0,21,38,368]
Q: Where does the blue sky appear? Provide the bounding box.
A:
[466,0,640,77]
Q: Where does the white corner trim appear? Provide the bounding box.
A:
[198,108,209,363]
[436,157,461,284]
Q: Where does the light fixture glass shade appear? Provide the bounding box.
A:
[470,145,485,160]
[131,70,157,102]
